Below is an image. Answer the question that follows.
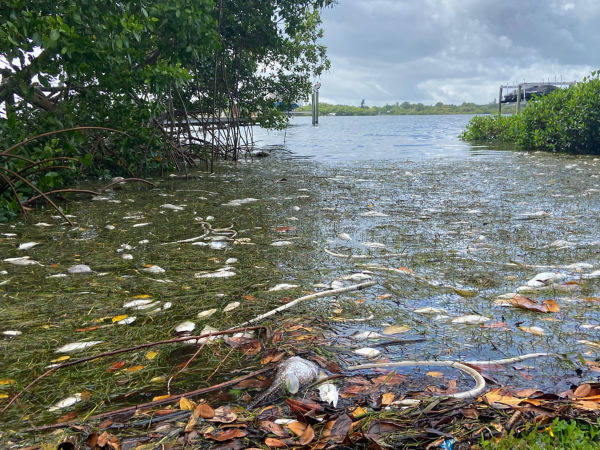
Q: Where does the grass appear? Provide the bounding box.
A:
[480,418,600,449]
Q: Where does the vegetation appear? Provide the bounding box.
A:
[460,72,600,154]
[480,418,600,450]
[297,100,503,116]
[0,0,333,221]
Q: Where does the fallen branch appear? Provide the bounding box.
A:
[1,326,264,414]
[25,366,272,433]
[235,281,377,328]
[324,248,405,259]
[347,353,556,400]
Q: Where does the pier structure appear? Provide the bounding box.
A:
[498,81,575,114]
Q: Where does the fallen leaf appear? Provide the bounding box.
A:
[209,405,237,423]
[574,384,592,398]
[0,379,16,385]
[298,424,315,445]
[454,288,477,298]
[193,402,215,419]
[483,389,523,406]
[264,437,288,448]
[125,365,145,373]
[180,397,196,411]
[259,420,288,438]
[382,325,410,335]
[510,294,558,313]
[480,321,508,329]
[106,361,125,372]
[205,428,247,441]
[111,314,128,323]
[286,421,307,436]
[145,351,159,360]
[381,392,394,405]
[426,371,443,378]
[518,326,546,336]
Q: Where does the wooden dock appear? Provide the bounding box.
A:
[498,81,575,114]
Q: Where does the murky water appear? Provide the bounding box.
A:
[2,115,600,432]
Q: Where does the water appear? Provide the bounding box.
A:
[2,115,600,435]
[253,115,503,161]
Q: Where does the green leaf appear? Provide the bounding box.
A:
[50,29,60,41]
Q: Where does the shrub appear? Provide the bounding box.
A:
[460,72,600,154]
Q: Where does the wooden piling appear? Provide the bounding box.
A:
[498,86,503,115]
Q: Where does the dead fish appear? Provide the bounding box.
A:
[249,356,318,408]
[3,256,41,266]
[18,242,39,250]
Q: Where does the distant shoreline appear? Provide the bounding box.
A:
[294,101,515,116]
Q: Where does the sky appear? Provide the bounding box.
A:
[316,0,599,106]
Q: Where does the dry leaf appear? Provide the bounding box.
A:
[264,437,288,448]
[483,388,523,406]
[125,365,145,373]
[298,424,315,445]
[427,371,444,377]
[286,421,307,436]
[194,403,215,419]
[382,325,410,335]
[179,397,196,411]
[106,361,125,372]
[381,392,394,405]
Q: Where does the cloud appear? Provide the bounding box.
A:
[317,0,599,105]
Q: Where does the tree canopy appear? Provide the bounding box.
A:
[0,0,333,220]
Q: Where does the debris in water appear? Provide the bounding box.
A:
[3,256,41,266]
[223,301,240,312]
[269,283,299,292]
[48,393,82,412]
[271,241,293,247]
[337,232,352,241]
[141,265,166,274]
[198,308,217,318]
[67,264,92,274]
[222,198,259,207]
[354,347,381,358]
[450,315,491,325]
[160,204,185,211]
[318,382,339,407]
[175,321,196,333]
[17,242,39,250]
[56,341,103,353]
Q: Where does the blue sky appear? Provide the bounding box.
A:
[316,0,598,105]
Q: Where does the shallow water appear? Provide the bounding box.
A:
[2,115,600,431]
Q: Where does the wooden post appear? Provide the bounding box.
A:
[498,86,503,115]
[315,89,319,125]
[516,85,522,113]
[311,83,320,125]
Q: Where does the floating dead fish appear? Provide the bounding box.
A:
[47,274,67,278]
[123,299,153,308]
[117,316,136,325]
[342,273,373,282]
[134,301,161,310]
[223,301,240,312]
[318,382,339,407]
[34,222,52,227]
[132,223,151,228]
[141,265,165,274]
[225,258,238,264]
[337,233,352,241]
[48,393,82,412]
[104,224,116,230]
[198,308,217,318]
[117,244,133,252]
[175,321,196,333]
[515,211,550,220]
[185,325,221,344]
[450,315,491,325]
[360,211,388,217]
[519,326,546,336]
[414,307,446,315]
[18,242,39,250]
[331,280,345,289]
[195,267,236,278]
[222,198,259,207]
[3,256,40,266]
[350,331,383,340]
[271,241,293,247]
[548,240,577,248]
[2,330,22,336]
[208,241,228,250]
[269,283,299,292]
[160,204,184,211]
[122,254,133,260]
[250,356,318,407]
[583,270,600,279]
[565,263,594,271]
[67,265,92,274]
[526,272,566,288]
[139,239,149,244]
[362,242,386,248]
[354,347,381,358]
[56,341,102,353]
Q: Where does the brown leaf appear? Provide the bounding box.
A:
[259,420,289,438]
[310,355,342,372]
[77,326,100,332]
[285,398,323,419]
[179,397,197,411]
[205,428,247,441]
[264,437,288,448]
[483,388,523,406]
[574,384,592,398]
[372,372,407,385]
[243,295,257,301]
[193,403,214,419]
[541,299,560,312]
[106,361,126,372]
[298,425,315,446]
[275,226,297,233]
[330,414,353,438]
[261,351,286,365]
[225,337,262,356]
[209,406,237,423]
[286,421,307,436]
[510,294,558,313]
